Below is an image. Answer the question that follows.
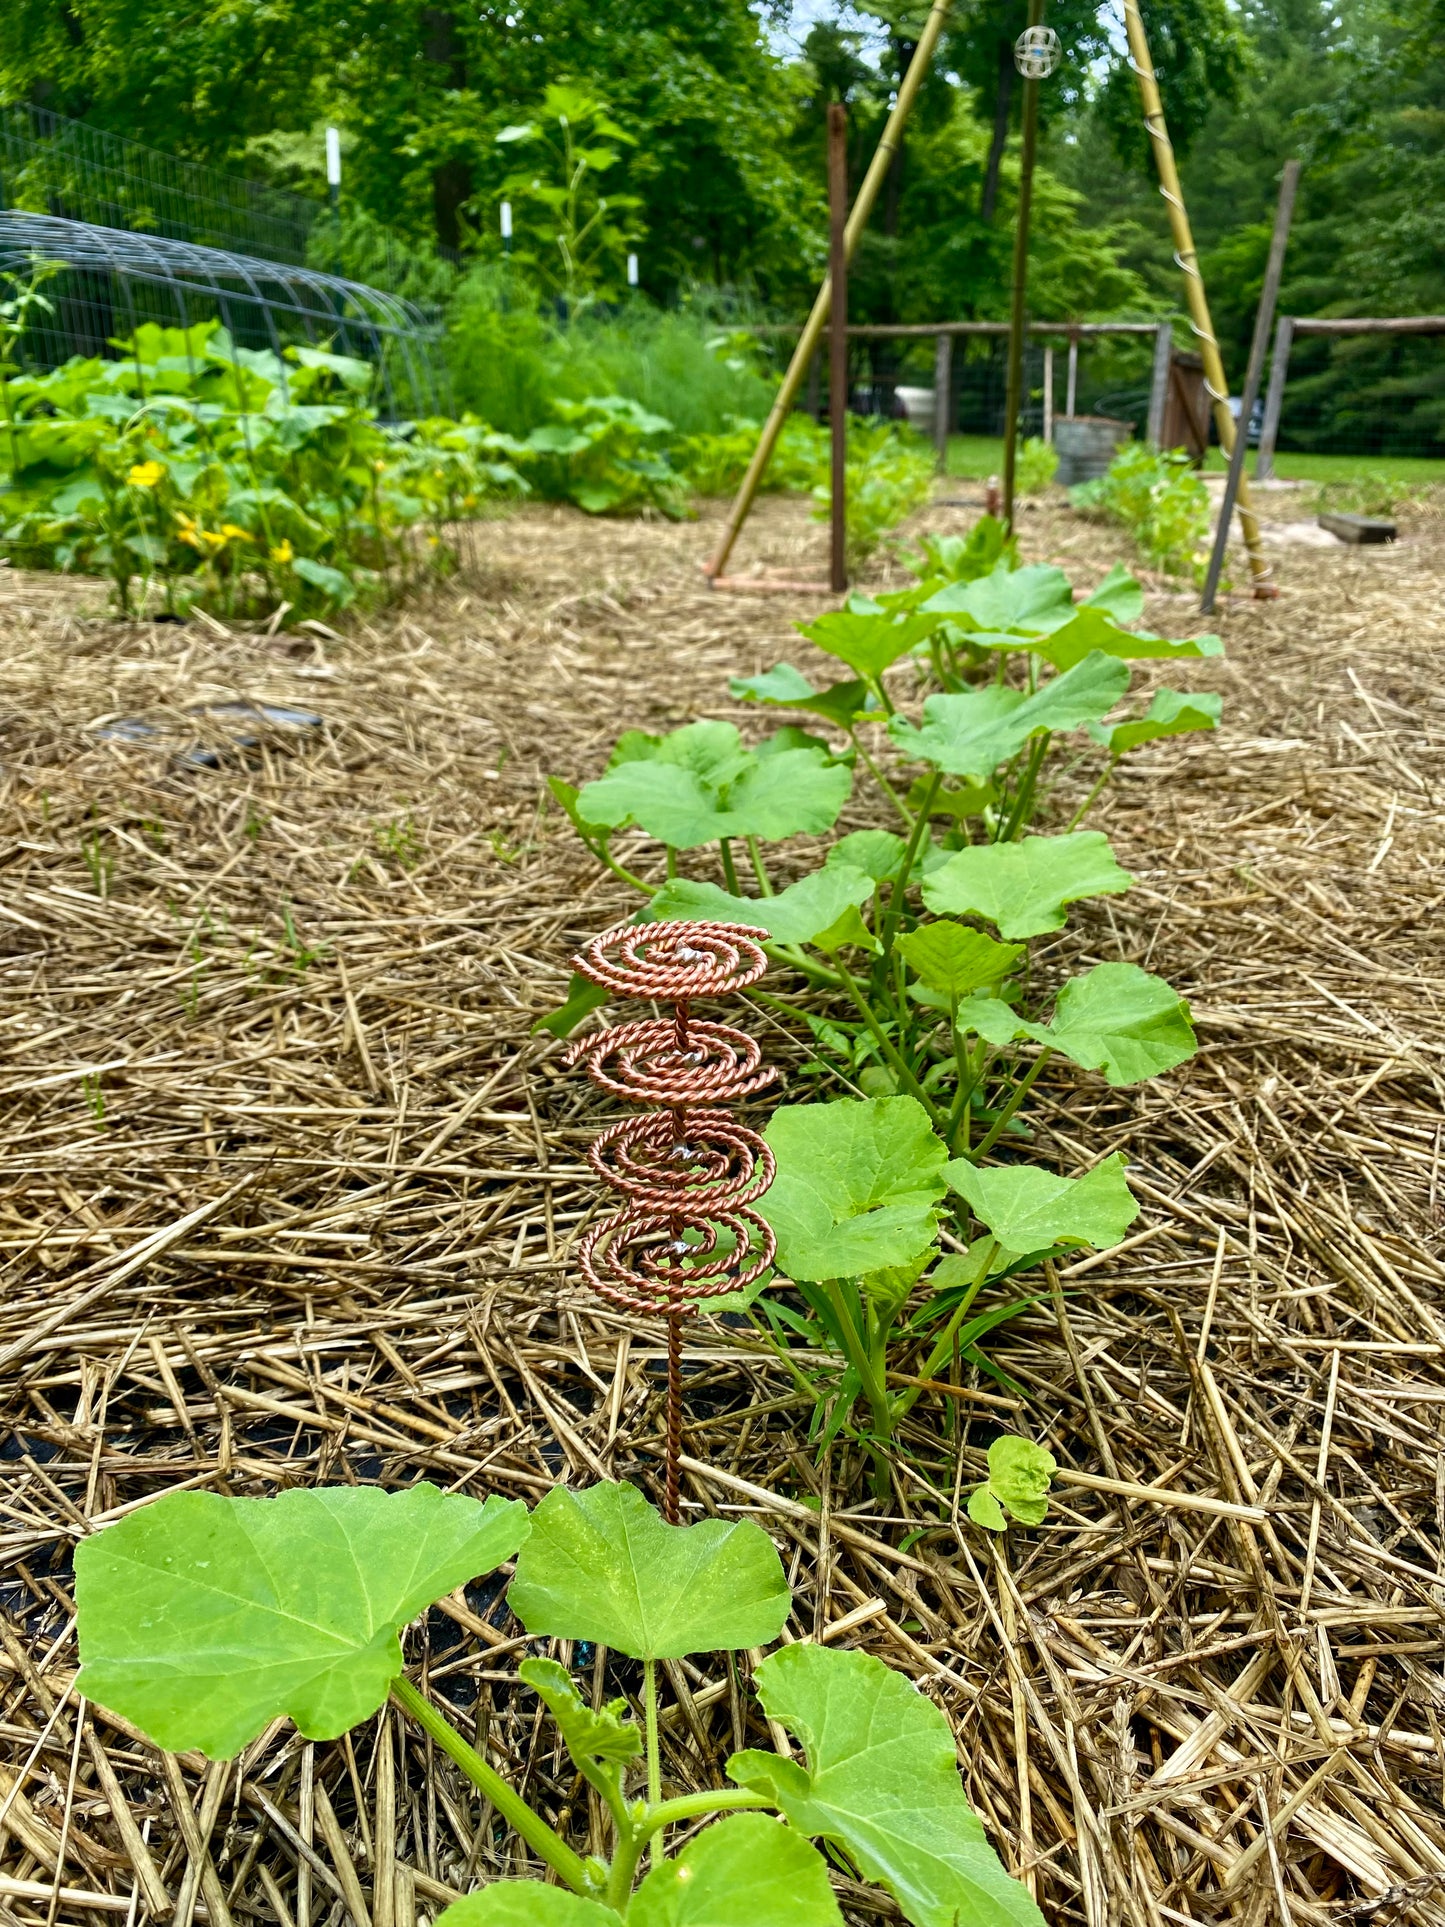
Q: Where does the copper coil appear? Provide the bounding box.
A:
[565,1016,776,1108]
[578,1205,776,1319]
[586,1109,775,1214]
[572,919,768,1002]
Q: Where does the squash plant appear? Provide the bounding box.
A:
[74,1479,1043,1927]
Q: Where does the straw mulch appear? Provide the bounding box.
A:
[0,483,1443,1927]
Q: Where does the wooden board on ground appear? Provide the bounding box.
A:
[1318,510,1397,543]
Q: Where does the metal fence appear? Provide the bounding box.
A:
[1258,316,1445,473]
[1,212,449,418]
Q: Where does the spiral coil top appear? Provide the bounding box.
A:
[566,918,776,1320]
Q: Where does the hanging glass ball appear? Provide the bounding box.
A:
[1014,25,1062,77]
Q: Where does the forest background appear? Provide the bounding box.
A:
[2,0,1441,451]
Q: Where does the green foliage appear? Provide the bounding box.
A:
[814,421,936,570]
[921,833,1134,939]
[0,319,523,616]
[734,1644,1046,1927]
[495,84,641,311]
[1070,444,1211,580]
[522,396,685,518]
[75,1476,1036,1926]
[1014,436,1058,495]
[945,1152,1140,1255]
[509,1480,790,1660]
[967,1436,1058,1533]
[73,1484,528,1756]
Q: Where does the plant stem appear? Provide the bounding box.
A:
[850,731,912,826]
[745,835,775,896]
[996,732,1050,843]
[894,1238,999,1419]
[877,769,940,963]
[833,955,942,1125]
[719,838,741,894]
[971,1048,1053,1161]
[390,1675,589,1894]
[1067,759,1116,831]
[638,1788,771,1839]
[644,1658,662,1870]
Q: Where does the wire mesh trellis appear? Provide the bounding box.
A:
[0,211,449,419]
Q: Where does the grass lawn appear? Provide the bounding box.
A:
[945,434,1445,489]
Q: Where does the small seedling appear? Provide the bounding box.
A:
[279,900,326,975]
[967,1434,1058,1531]
[73,1478,1044,1926]
[80,1072,106,1126]
[80,829,112,896]
[373,812,421,868]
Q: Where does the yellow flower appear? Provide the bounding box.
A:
[175,512,206,552]
[220,523,252,542]
[127,460,164,489]
[269,539,294,565]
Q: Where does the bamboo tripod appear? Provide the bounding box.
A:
[705,0,953,584]
[1121,0,1275,595]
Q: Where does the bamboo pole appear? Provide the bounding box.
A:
[827,103,848,594]
[1121,0,1274,593]
[705,0,953,581]
[1002,0,1045,529]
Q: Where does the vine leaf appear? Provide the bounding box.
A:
[1090,687,1223,756]
[629,1813,845,1927]
[517,1657,639,1802]
[968,1435,1058,1532]
[729,664,878,729]
[922,559,1074,635]
[508,1481,789,1660]
[946,1151,1139,1256]
[1039,609,1224,671]
[434,1886,622,1926]
[646,864,874,948]
[888,653,1130,779]
[896,922,1024,1001]
[762,1096,948,1282]
[921,831,1133,938]
[1039,962,1197,1084]
[74,1486,529,1758]
[1080,561,1144,624]
[577,720,851,849]
[793,608,942,684]
[729,1643,1046,1927]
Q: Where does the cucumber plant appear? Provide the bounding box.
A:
[74,1479,1043,1927]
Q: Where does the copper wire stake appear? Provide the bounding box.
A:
[566,921,777,1524]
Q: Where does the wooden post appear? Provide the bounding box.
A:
[1146,320,1172,446]
[1002,0,1044,529]
[705,0,953,580]
[1256,314,1294,480]
[1122,0,1273,592]
[933,331,952,469]
[1042,344,1054,442]
[1200,159,1299,612]
[828,103,848,595]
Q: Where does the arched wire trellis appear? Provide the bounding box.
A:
[0,212,449,419]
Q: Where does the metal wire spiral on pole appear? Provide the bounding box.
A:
[565,921,776,1523]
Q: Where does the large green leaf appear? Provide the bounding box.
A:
[825,829,906,882]
[645,864,874,948]
[629,1814,844,1927]
[1080,562,1144,624]
[730,1644,1044,1927]
[1040,609,1224,672]
[435,1886,622,1927]
[922,560,1074,635]
[762,1096,947,1282]
[1042,962,1197,1084]
[888,653,1130,778]
[729,664,877,730]
[954,963,1195,1087]
[794,608,941,682]
[921,832,1133,938]
[578,721,851,849]
[896,922,1024,1001]
[508,1481,789,1660]
[946,1151,1139,1256]
[1090,687,1222,757]
[75,1486,529,1758]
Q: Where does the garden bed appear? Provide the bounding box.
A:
[1,485,1444,1926]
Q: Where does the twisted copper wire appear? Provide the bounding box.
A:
[566,920,776,1522]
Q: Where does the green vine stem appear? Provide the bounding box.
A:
[390,1674,590,1895]
[970,1048,1053,1162]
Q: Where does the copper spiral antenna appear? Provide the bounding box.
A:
[566,921,776,1522]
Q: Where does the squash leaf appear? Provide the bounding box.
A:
[629,1813,844,1927]
[946,1152,1139,1256]
[921,832,1133,938]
